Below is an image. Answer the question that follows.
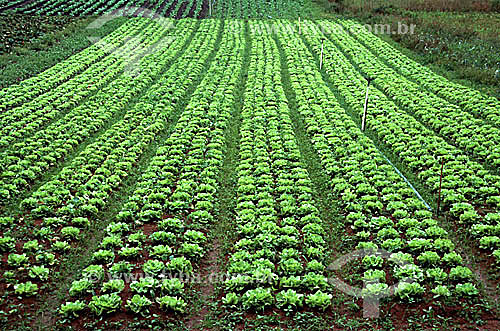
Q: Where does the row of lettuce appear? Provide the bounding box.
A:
[275,19,480,303]
[0,18,216,313]
[0,18,187,204]
[300,19,500,270]
[221,23,332,311]
[58,19,243,321]
[1,0,202,18]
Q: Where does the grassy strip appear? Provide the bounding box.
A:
[29,18,228,330]
[0,15,126,88]
[334,0,500,12]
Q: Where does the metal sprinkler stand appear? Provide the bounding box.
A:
[209,0,215,16]
[436,158,445,216]
[361,76,373,132]
[319,38,324,70]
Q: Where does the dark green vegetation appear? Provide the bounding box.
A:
[0,14,78,54]
[320,0,500,98]
[1,0,500,330]
[0,15,127,88]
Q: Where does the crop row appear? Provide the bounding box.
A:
[58,19,244,322]
[0,19,219,305]
[276,19,479,303]
[0,18,159,150]
[130,0,204,19]
[220,21,332,312]
[302,20,500,271]
[319,19,500,171]
[214,0,310,18]
[0,0,25,11]
[338,19,500,127]
[0,18,138,112]
[5,0,199,17]
[9,0,145,16]
[0,18,188,205]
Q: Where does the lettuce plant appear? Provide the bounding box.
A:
[130,277,159,296]
[14,281,39,296]
[69,279,93,297]
[101,279,125,293]
[241,287,274,311]
[431,285,451,298]
[160,278,184,296]
[60,300,86,318]
[89,293,121,316]
[0,236,16,253]
[157,296,187,313]
[455,283,479,297]
[28,266,50,281]
[276,289,304,310]
[222,292,239,307]
[305,291,331,311]
[395,282,425,302]
[126,295,152,316]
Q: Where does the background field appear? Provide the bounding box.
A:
[321,0,500,97]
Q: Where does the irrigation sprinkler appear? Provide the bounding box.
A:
[209,0,215,16]
[361,76,373,131]
[436,158,445,216]
[319,38,324,70]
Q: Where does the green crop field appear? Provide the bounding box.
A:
[0,0,500,330]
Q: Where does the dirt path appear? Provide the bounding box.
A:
[185,239,221,330]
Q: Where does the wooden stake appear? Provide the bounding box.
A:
[361,77,372,131]
[209,0,212,16]
[298,17,301,34]
[319,39,324,70]
[436,158,445,216]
